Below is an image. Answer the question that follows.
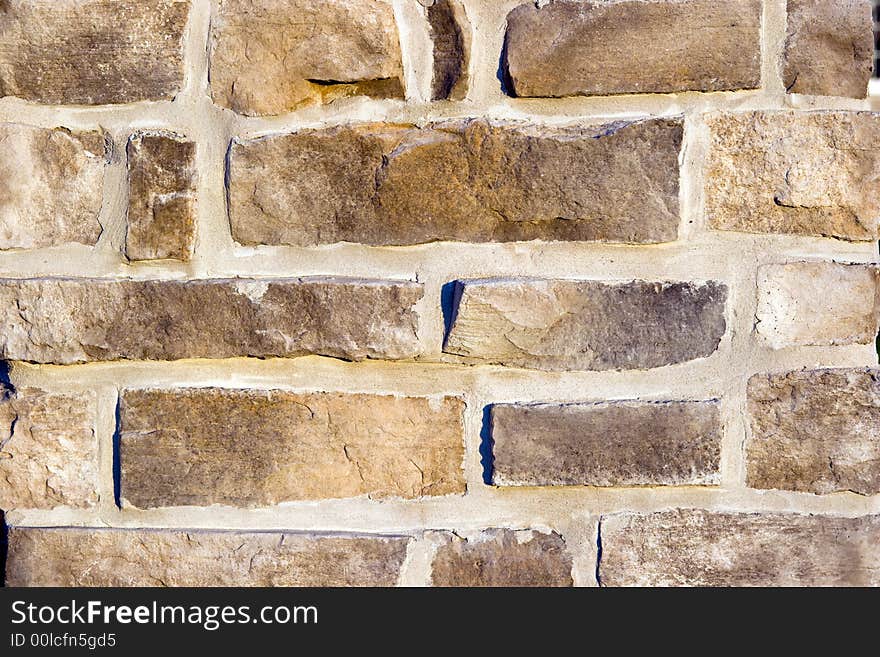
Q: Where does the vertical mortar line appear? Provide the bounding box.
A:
[92,127,130,259]
[763,0,789,101]
[677,111,710,242]
[415,271,447,359]
[466,0,518,106]
[397,531,443,587]
[554,513,600,587]
[461,388,488,492]
[179,0,212,102]
[392,0,432,104]
[95,383,121,523]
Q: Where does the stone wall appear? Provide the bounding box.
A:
[0,0,879,587]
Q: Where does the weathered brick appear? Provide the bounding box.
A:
[228,119,682,247]
[210,0,404,116]
[705,111,880,240]
[502,0,761,97]
[784,0,874,98]
[444,279,727,371]
[747,369,880,495]
[0,124,107,249]
[0,387,97,510]
[126,132,197,261]
[431,529,573,587]
[755,262,880,348]
[0,0,190,105]
[119,388,465,507]
[5,527,409,586]
[427,0,470,101]
[491,401,721,487]
[599,510,880,586]
[0,278,422,364]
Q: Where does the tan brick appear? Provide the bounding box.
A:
[119,388,465,507]
[444,279,727,371]
[747,369,880,495]
[503,0,761,97]
[0,278,422,364]
[0,0,190,105]
[600,510,880,586]
[210,0,404,116]
[5,527,409,586]
[491,401,721,487]
[427,0,470,101]
[228,119,682,246]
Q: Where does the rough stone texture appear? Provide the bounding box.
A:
[443,279,727,371]
[428,0,470,101]
[5,527,409,586]
[0,386,97,510]
[431,529,573,587]
[210,0,404,116]
[755,262,880,348]
[747,369,880,496]
[228,118,682,247]
[0,278,422,364]
[126,132,197,261]
[502,0,761,98]
[599,510,880,586]
[0,0,190,105]
[491,401,721,487]
[120,388,465,507]
[0,124,107,249]
[783,0,874,98]
[705,111,880,241]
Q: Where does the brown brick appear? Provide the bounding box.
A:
[0,124,107,249]
[5,527,409,586]
[126,132,197,261]
[228,119,682,247]
[502,0,761,97]
[784,0,874,98]
[444,279,727,371]
[210,0,404,116]
[705,111,880,240]
[0,278,422,364]
[0,387,97,510]
[599,510,880,586]
[427,0,470,101]
[430,529,573,587]
[119,388,465,507]
[747,369,880,495]
[491,401,721,487]
[0,0,190,105]
[755,262,880,348]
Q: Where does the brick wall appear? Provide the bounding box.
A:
[0,0,878,587]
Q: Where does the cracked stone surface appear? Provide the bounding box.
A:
[0,386,97,510]
[755,262,880,348]
[443,279,727,371]
[126,132,197,261]
[0,124,107,249]
[705,111,880,240]
[491,401,721,487]
[210,0,404,116]
[502,0,761,97]
[600,510,880,586]
[0,0,189,104]
[747,369,880,496]
[427,0,470,100]
[0,278,423,364]
[5,527,409,586]
[431,529,573,587]
[228,118,682,246]
[783,0,874,98]
[120,388,465,507]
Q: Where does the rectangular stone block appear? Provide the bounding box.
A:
[210,0,404,116]
[119,388,465,507]
[0,0,190,105]
[756,262,880,348]
[0,278,422,364]
[228,118,682,247]
[0,124,107,249]
[599,510,880,586]
[491,401,721,487]
[705,111,880,240]
[5,527,409,586]
[443,279,727,371]
[502,0,761,97]
[747,369,880,495]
